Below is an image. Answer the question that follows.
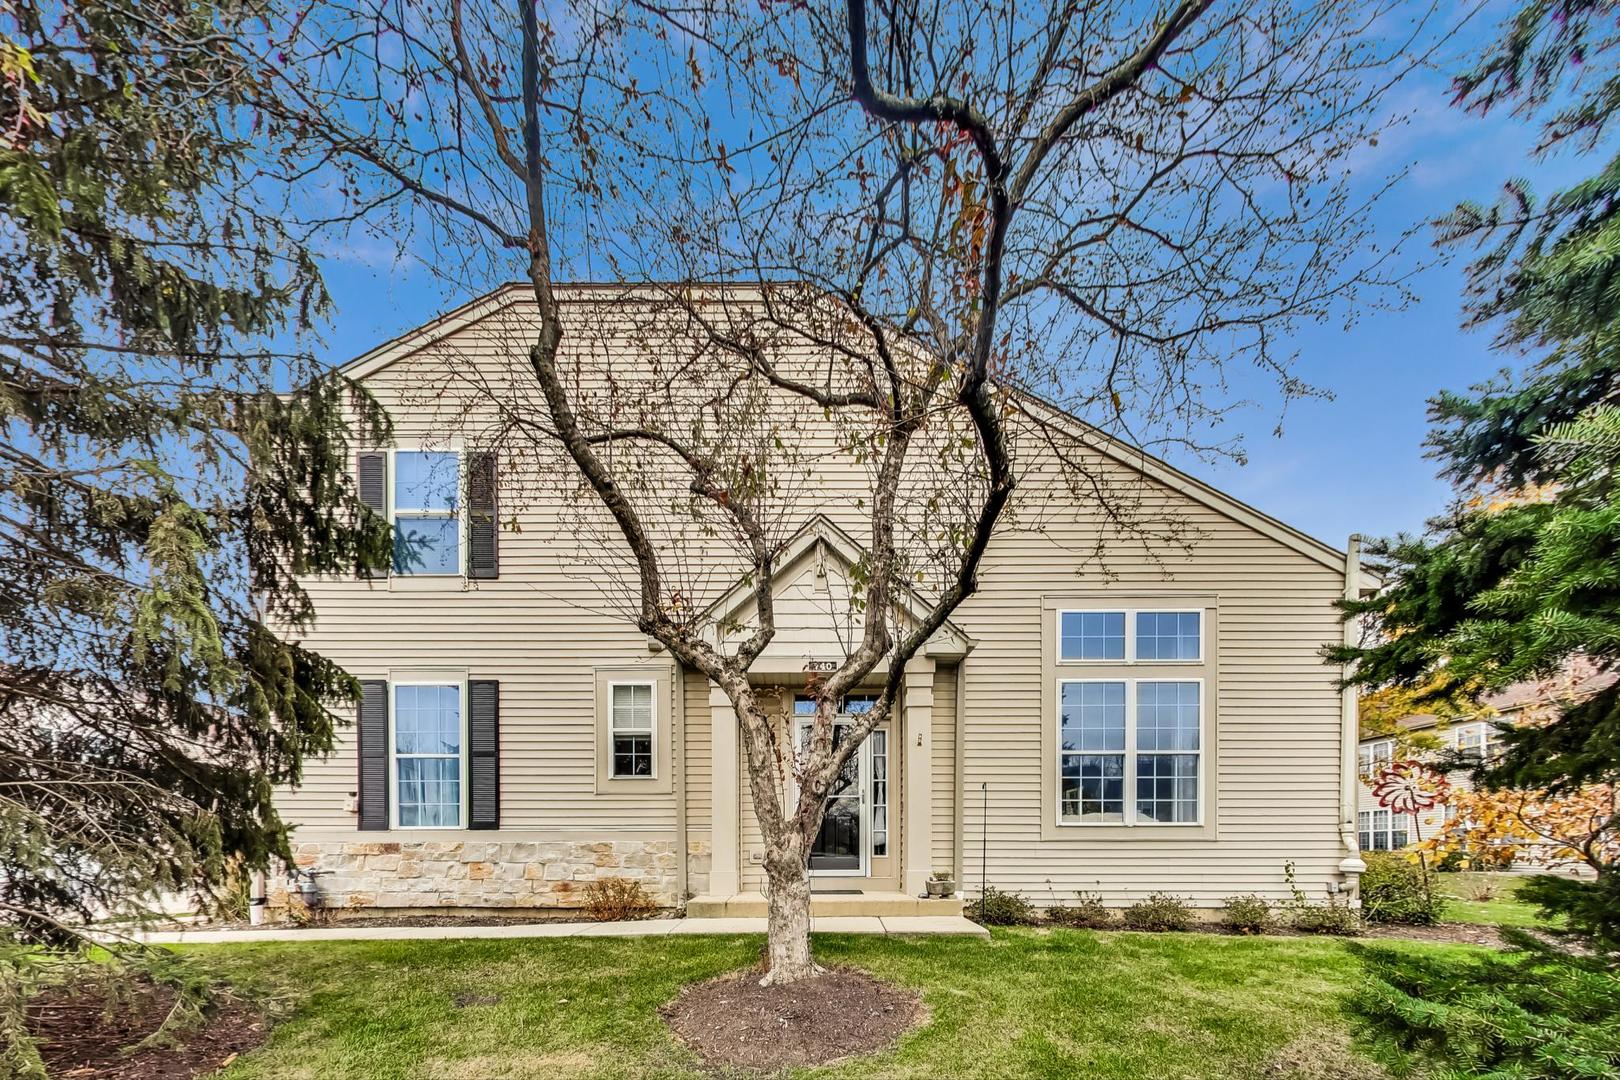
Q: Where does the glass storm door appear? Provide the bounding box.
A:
[810,723,863,872]
[796,694,877,875]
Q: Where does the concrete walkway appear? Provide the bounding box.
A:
[138,915,988,944]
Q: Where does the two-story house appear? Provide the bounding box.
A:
[1356,662,1614,862]
[270,284,1379,919]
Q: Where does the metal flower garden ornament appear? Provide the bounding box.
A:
[1370,760,1451,905]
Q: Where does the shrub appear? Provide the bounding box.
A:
[1121,892,1194,932]
[1221,894,1274,934]
[1046,891,1112,929]
[1353,931,1620,1080]
[582,877,657,922]
[965,885,1035,926]
[1289,899,1363,936]
[1359,852,1445,926]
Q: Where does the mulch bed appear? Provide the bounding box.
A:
[661,967,923,1073]
[1364,922,1507,947]
[28,978,266,1080]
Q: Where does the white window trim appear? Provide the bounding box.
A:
[1358,738,1394,779]
[386,445,466,578]
[1055,607,1204,665]
[1055,677,1205,828]
[607,679,658,780]
[1452,722,1487,760]
[1357,808,1410,852]
[388,675,469,831]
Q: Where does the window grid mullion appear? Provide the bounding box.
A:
[1125,679,1137,827]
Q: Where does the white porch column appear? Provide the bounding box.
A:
[902,656,936,896]
[709,684,742,896]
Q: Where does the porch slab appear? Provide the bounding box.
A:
[686,891,965,919]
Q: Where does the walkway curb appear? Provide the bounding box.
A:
[135,915,989,944]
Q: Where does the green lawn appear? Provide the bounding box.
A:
[1436,872,1562,928]
[189,929,1475,1080]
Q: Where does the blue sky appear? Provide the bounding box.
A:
[307,3,1588,552]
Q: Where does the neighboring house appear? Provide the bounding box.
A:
[271,284,1380,919]
[1355,663,1614,863]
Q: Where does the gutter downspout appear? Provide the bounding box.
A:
[1338,534,1368,897]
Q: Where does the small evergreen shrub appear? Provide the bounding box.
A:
[965,885,1035,926]
[582,877,656,922]
[1221,894,1274,934]
[1359,852,1445,926]
[1046,891,1113,929]
[1121,892,1194,932]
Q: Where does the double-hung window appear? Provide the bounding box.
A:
[1056,607,1205,827]
[609,682,655,778]
[1357,809,1409,852]
[1453,723,1486,764]
[1358,739,1393,779]
[393,682,464,827]
[392,450,461,575]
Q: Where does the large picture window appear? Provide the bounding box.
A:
[392,450,461,575]
[1059,679,1202,825]
[393,682,464,827]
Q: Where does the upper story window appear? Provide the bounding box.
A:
[609,682,655,778]
[393,450,461,575]
[1059,610,1201,663]
[393,682,464,828]
[1453,723,1487,763]
[1358,738,1393,779]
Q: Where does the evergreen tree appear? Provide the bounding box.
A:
[1333,0,1620,949]
[0,0,389,978]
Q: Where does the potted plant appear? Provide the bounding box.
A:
[926,869,957,898]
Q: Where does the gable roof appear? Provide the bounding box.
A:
[698,513,976,660]
[337,282,1364,577]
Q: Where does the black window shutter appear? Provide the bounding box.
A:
[468,452,498,580]
[357,680,389,830]
[356,451,389,579]
[468,679,500,829]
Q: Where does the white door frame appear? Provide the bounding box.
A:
[795,714,871,878]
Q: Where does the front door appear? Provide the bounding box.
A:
[796,694,882,876]
[811,723,863,872]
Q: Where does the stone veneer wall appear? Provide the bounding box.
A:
[269,839,680,916]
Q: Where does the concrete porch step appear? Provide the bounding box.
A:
[686,891,964,918]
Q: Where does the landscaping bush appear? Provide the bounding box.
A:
[1221,895,1274,934]
[1353,931,1620,1080]
[965,885,1035,926]
[582,877,656,922]
[1121,892,1194,932]
[1046,891,1113,929]
[1289,899,1362,936]
[1359,852,1445,926]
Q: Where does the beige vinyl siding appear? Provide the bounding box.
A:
[682,668,713,830]
[279,290,1350,905]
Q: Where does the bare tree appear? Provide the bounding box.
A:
[259,0,1446,983]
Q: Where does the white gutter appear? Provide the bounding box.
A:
[1339,534,1367,887]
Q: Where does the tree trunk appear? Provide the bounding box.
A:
[761,849,820,986]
